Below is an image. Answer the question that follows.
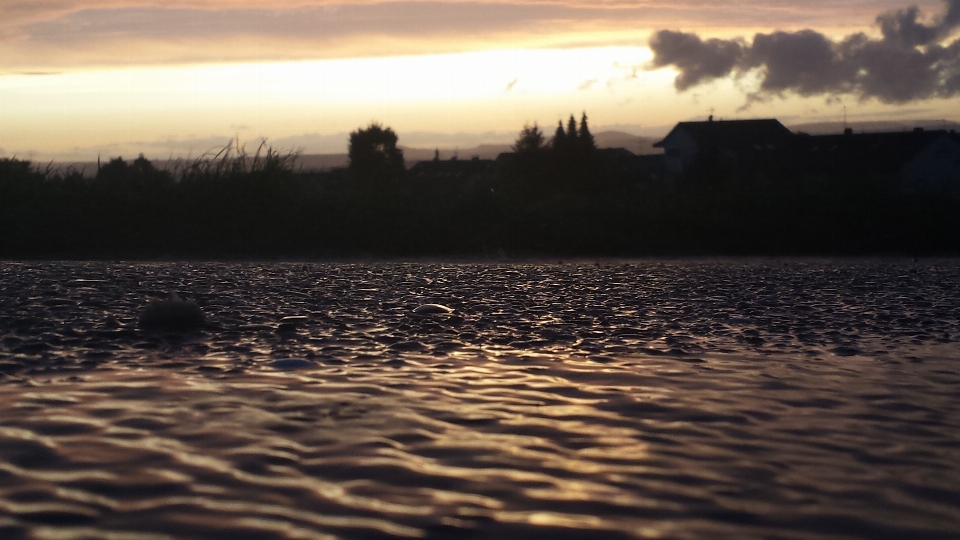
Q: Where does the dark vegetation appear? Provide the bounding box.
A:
[2,119,958,259]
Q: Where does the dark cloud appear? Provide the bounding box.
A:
[5,2,933,70]
[877,1,960,46]
[649,0,960,103]
[16,4,560,44]
[648,31,745,90]
[746,30,848,95]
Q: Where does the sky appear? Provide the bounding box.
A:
[1,0,959,160]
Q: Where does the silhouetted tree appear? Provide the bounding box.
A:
[0,158,45,185]
[348,123,405,182]
[132,154,158,176]
[553,121,568,153]
[508,122,549,192]
[537,112,599,191]
[513,123,546,156]
[96,157,131,183]
[95,154,172,189]
[578,112,596,153]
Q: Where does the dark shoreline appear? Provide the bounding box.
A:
[4,155,959,260]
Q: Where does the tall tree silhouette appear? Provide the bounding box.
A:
[511,123,549,188]
[348,123,405,182]
[553,121,568,153]
[567,115,578,144]
[578,112,596,153]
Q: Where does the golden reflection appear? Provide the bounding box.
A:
[32,527,174,540]
[0,500,99,518]
[0,461,117,483]
[2,311,958,539]
[232,517,339,540]
[121,496,425,537]
[421,489,503,509]
[495,509,611,529]
[0,425,58,445]
[20,392,81,404]
[51,486,118,509]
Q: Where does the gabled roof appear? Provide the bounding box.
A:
[654,119,794,149]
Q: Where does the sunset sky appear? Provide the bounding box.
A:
[2,0,959,160]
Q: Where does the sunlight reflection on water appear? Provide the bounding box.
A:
[1,260,959,539]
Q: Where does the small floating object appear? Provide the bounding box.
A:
[67,279,108,286]
[277,315,308,333]
[102,315,121,329]
[832,346,861,357]
[413,304,454,315]
[269,358,316,370]
[138,293,206,332]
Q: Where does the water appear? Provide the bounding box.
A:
[1,260,959,539]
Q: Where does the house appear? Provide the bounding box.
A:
[790,128,960,196]
[900,131,960,198]
[653,118,795,178]
[651,118,960,193]
[405,156,498,198]
[595,147,646,181]
[407,156,497,182]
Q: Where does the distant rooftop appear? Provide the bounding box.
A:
[655,118,794,148]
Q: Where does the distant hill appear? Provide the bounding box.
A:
[394,131,663,168]
[594,131,661,155]
[789,119,960,135]
[292,153,348,172]
[289,131,663,172]
[44,120,959,176]
[400,144,511,163]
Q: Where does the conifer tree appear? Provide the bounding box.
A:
[578,112,596,152]
[567,115,578,143]
[553,120,567,152]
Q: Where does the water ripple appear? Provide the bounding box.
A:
[1,260,959,539]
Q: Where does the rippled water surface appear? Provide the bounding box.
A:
[1,260,959,539]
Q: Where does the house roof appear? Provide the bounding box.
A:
[596,147,637,160]
[407,157,496,180]
[654,119,794,149]
[791,129,959,173]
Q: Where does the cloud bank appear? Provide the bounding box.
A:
[2,1,938,70]
[648,0,960,104]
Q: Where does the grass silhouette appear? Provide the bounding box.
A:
[2,131,958,258]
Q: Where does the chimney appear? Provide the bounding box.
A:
[843,127,853,136]
[913,127,924,133]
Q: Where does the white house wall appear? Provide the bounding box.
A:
[900,135,960,199]
[659,128,700,178]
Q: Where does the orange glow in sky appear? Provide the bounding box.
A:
[1,1,958,159]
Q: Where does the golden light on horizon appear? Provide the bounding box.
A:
[2,46,691,159]
[4,1,960,160]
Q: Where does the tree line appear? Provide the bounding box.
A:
[1,116,958,258]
